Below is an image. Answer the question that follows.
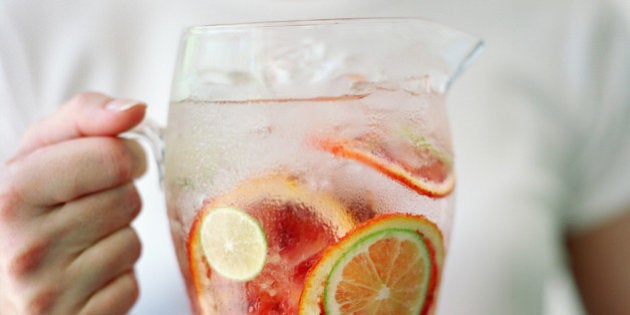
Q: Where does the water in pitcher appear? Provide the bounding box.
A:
[164,86,455,314]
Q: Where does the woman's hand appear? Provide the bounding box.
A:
[0,92,147,314]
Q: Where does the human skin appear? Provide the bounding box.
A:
[567,210,630,315]
[0,92,147,314]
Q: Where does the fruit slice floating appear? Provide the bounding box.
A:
[187,174,356,314]
[325,229,430,314]
[197,206,267,281]
[316,129,454,198]
[299,213,444,315]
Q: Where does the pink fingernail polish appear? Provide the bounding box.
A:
[106,99,146,112]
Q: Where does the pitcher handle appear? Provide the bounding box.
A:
[124,118,166,188]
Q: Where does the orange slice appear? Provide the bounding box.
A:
[187,174,357,314]
[316,130,454,198]
[299,213,444,315]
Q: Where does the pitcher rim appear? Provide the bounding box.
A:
[185,16,477,37]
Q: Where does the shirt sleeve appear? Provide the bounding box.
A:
[562,0,630,231]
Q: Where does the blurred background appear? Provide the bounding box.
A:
[1,0,628,314]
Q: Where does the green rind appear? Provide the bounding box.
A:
[298,214,444,315]
[398,126,453,167]
[323,228,431,315]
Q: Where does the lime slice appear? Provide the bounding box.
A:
[188,175,357,314]
[199,206,267,281]
[324,229,431,314]
[299,213,444,315]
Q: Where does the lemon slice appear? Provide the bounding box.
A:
[199,206,267,281]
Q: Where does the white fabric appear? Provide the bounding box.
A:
[1,0,628,314]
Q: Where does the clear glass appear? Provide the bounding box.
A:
[161,17,482,315]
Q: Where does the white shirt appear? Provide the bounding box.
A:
[1,1,629,314]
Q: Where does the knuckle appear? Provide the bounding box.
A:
[100,139,135,184]
[115,228,142,267]
[128,183,142,205]
[26,287,59,315]
[6,238,51,281]
[125,139,146,176]
[67,92,108,109]
[123,185,142,220]
[0,178,23,222]
[127,275,140,305]
[125,272,140,297]
[126,229,142,261]
[97,272,140,315]
[0,242,59,314]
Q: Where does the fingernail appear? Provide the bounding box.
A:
[105,99,146,112]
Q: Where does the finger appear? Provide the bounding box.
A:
[79,270,139,315]
[7,137,146,208]
[68,227,141,303]
[16,92,146,157]
[51,183,141,255]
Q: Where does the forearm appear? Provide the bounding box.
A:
[566,209,630,315]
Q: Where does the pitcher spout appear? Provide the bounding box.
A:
[441,29,484,92]
[393,17,484,93]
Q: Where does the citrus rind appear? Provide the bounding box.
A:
[299,213,444,315]
[188,174,358,314]
[316,134,455,198]
[324,228,431,314]
[198,206,267,282]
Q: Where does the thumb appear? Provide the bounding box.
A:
[16,92,147,157]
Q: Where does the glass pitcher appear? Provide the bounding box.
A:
[138,17,482,315]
